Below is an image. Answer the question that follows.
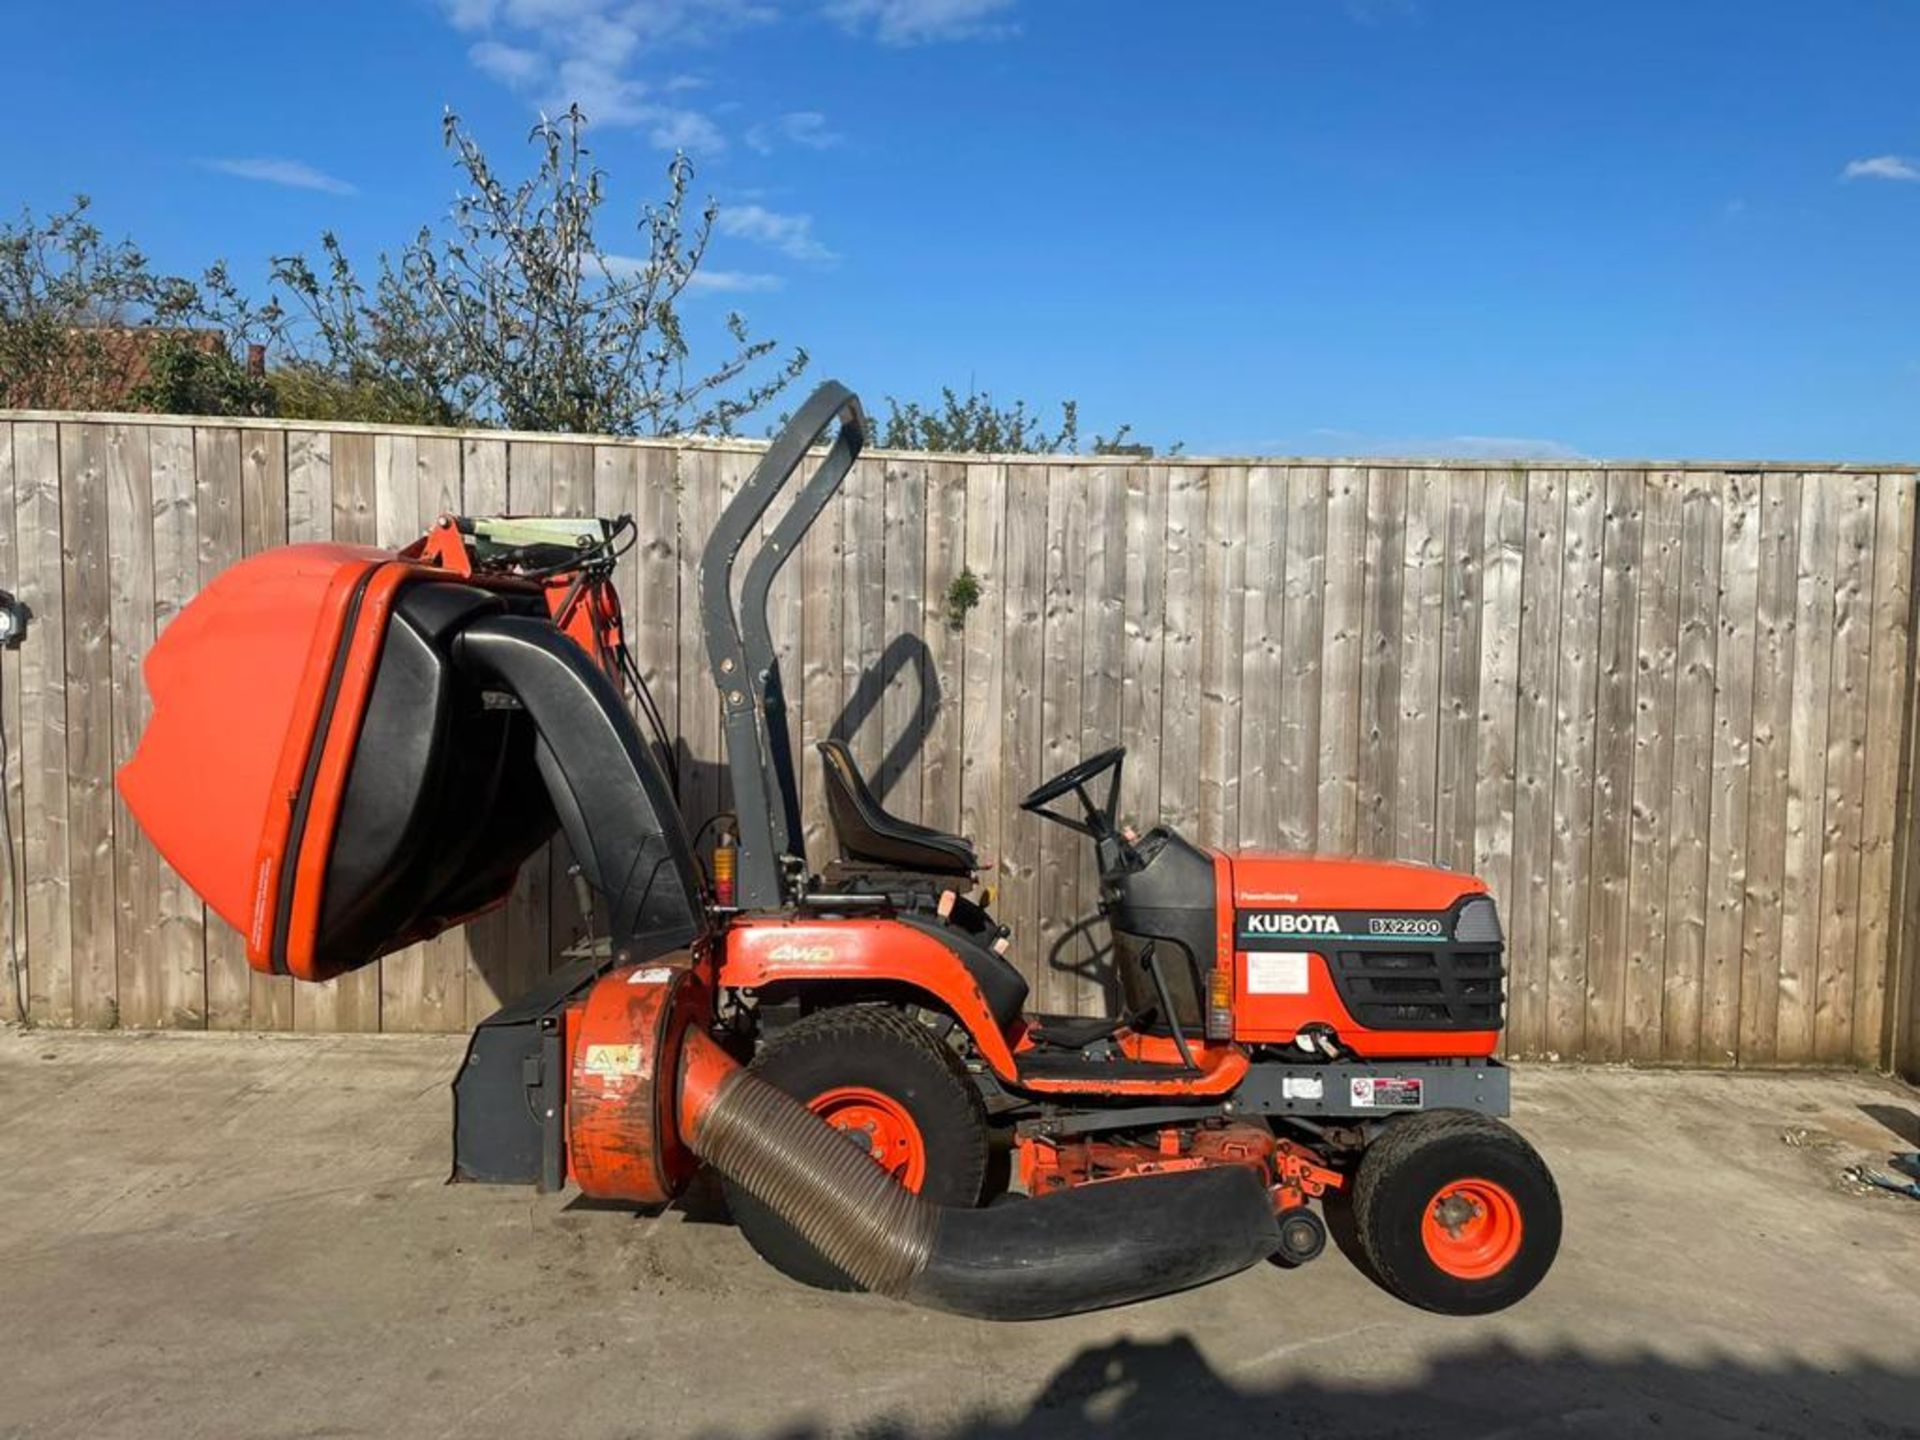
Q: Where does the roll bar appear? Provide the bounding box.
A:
[698,381,867,909]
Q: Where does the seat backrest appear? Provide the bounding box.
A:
[818,738,975,874]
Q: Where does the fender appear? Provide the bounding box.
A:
[719,917,1025,1080]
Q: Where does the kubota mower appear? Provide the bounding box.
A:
[119,382,1561,1320]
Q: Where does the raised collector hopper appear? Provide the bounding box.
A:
[116,540,660,982]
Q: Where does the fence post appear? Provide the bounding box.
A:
[1890,474,1920,1081]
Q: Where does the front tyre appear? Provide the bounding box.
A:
[723,1005,990,1292]
[1351,1110,1561,1315]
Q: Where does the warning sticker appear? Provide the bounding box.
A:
[626,966,676,985]
[1281,1075,1324,1101]
[1350,1076,1424,1110]
[1246,951,1311,995]
[583,1044,644,1077]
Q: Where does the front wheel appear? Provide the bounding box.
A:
[1350,1110,1561,1315]
[723,1005,990,1291]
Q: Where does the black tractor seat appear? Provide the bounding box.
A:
[818,739,977,876]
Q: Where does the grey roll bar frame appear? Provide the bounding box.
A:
[697,381,868,909]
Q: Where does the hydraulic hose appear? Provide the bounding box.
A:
[678,1032,1281,1320]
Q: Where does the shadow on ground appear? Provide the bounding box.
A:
[1860,1102,1920,1148]
[698,1335,1920,1440]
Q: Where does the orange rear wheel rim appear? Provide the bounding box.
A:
[808,1086,928,1191]
[1421,1177,1523,1280]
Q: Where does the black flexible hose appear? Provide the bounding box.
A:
[691,1064,1281,1320]
[695,1067,936,1293]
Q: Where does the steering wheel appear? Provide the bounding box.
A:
[1021,746,1125,812]
[1019,746,1127,839]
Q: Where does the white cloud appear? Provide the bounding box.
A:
[444,0,498,29]
[1300,428,1584,461]
[519,50,724,150]
[781,111,844,149]
[441,0,768,147]
[715,203,837,261]
[826,0,1017,44]
[202,157,356,195]
[569,9,644,64]
[601,255,782,293]
[688,269,785,293]
[587,0,776,46]
[443,0,1010,151]
[1427,435,1584,461]
[647,108,728,154]
[746,110,845,154]
[598,253,655,279]
[1842,154,1919,183]
[443,0,774,49]
[469,39,543,86]
[501,0,613,23]
[553,54,653,126]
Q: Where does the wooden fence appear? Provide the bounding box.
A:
[2,412,1917,1075]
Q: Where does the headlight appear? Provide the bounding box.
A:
[1455,896,1503,945]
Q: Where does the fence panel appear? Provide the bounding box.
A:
[1,411,1916,1071]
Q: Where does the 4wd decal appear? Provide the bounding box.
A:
[767,942,837,965]
[1236,909,1453,948]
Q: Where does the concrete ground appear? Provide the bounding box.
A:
[2,1029,1917,1440]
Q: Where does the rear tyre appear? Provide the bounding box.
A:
[724,1005,990,1292]
[1351,1110,1560,1315]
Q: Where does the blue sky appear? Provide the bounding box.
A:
[2,1,1917,459]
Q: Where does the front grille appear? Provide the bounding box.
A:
[1329,946,1504,1031]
